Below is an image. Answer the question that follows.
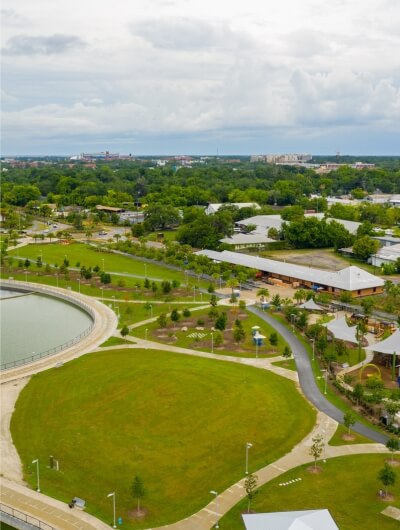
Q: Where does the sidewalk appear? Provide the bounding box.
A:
[0,477,110,530]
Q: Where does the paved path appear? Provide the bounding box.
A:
[0,281,118,384]
[0,296,392,530]
[0,478,111,530]
[248,306,389,444]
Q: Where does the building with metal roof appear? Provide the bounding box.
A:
[242,509,339,530]
[195,249,384,297]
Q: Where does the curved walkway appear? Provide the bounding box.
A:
[0,281,118,384]
[0,299,392,530]
[248,306,389,444]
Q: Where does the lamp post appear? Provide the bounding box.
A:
[145,328,148,341]
[311,339,315,361]
[245,442,253,475]
[211,332,214,353]
[32,459,40,492]
[56,273,59,288]
[77,278,81,294]
[102,258,105,272]
[112,295,116,310]
[101,287,104,301]
[24,270,28,282]
[210,490,219,529]
[193,286,196,302]
[290,313,296,332]
[322,369,328,395]
[107,492,116,528]
[255,339,258,359]
[149,304,153,318]
[144,263,147,278]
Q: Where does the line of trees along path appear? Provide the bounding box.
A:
[248,306,388,445]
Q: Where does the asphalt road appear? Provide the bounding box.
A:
[249,306,389,444]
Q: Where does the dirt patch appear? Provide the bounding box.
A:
[262,249,349,271]
[307,465,322,474]
[341,433,356,441]
[378,493,395,502]
[386,459,400,467]
[128,508,149,520]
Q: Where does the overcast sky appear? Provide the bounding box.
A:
[2,0,400,155]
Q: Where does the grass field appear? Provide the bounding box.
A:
[218,454,400,529]
[328,424,374,446]
[9,242,207,286]
[271,359,297,371]
[11,348,315,528]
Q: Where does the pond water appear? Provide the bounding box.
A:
[1,288,93,369]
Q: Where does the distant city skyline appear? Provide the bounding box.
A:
[2,0,400,155]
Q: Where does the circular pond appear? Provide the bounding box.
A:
[1,287,93,370]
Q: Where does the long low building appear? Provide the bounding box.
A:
[195,249,384,297]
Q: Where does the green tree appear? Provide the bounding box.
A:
[233,324,246,343]
[360,297,375,317]
[131,475,146,513]
[343,411,356,435]
[283,345,292,359]
[145,203,180,230]
[352,236,380,261]
[269,332,278,347]
[215,312,227,331]
[170,309,180,322]
[120,325,129,337]
[378,463,396,497]
[386,438,399,464]
[244,473,258,513]
[309,433,324,470]
[157,313,168,328]
[353,383,364,406]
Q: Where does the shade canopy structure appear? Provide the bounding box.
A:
[298,299,324,311]
[365,329,400,355]
[242,509,339,530]
[324,316,358,344]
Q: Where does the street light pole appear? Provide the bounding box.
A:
[245,442,253,474]
[211,332,214,353]
[290,314,295,332]
[107,492,116,528]
[322,369,328,394]
[210,490,219,529]
[77,278,80,293]
[144,263,147,278]
[149,304,153,318]
[255,339,258,359]
[311,339,315,361]
[102,258,105,272]
[32,459,40,492]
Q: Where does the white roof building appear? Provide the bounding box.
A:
[371,243,400,267]
[242,509,339,530]
[195,249,384,294]
[205,203,260,215]
[220,233,275,249]
[236,214,361,235]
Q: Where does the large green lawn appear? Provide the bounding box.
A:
[10,242,191,284]
[218,454,400,529]
[11,349,315,528]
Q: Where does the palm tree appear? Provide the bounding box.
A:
[257,288,270,300]
[226,277,239,294]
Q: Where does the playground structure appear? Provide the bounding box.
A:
[349,313,397,337]
[358,363,382,382]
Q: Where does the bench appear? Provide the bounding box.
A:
[73,497,86,509]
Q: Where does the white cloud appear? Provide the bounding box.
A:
[1,0,400,154]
